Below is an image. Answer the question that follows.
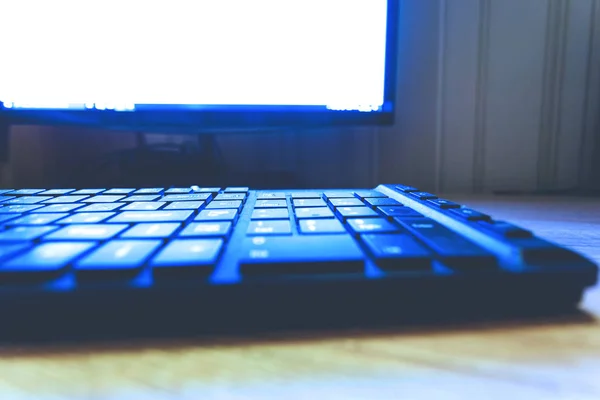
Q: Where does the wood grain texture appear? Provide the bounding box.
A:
[0,196,598,400]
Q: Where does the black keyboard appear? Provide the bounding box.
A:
[0,184,596,339]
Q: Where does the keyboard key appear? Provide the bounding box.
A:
[0,204,43,213]
[354,190,386,199]
[395,185,419,192]
[323,191,355,198]
[475,220,533,239]
[362,234,432,271]
[43,195,89,204]
[214,193,246,201]
[71,189,106,195]
[449,208,491,221]
[294,207,335,219]
[298,219,346,234]
[291,192,322,199]
[0,242,96,282]
[410,192,438,200]
[0,190,13,195]
[179,222,232,237]
[224,187,249,193]
[82,195,125,203]
[247,220,292,235]
[251,208,289,220]
[76,240,162,279]
[8,213,69,226]
[151,239,223,280]
[255,200,287,208]
[161,194,211,202]
[5,196,52,204]
[121,223,181,239]
[35,204,85,213]
[506,237,587,265]
[293,199,327,208]
[378,206,423,219]
[397,218,497,270]
[0,226,59,241]
[76,203,125,212]
[104,188,136,195]
[122,202,166,211]
[257,192,286,200]
[165,188,192,194]
[364,197,402,208]
[0,214,22,224]
[196,209,238,222]
[108,210,193,224]
[239,235,364,276]
[428,199,461,209]
[45,224,129,241]
[0,196,16,203]
[58,213,115,224]
[336,207,379,220]
[0,243,31,262]
[10,189,45,195]
[329,198,364,207]
[347,218,400,234]
[192,187,221,193]
[163,201,205,210]
[122,195,160,202]
[205,200,243,209]
[38,189,76,196]
[133,188,164,195]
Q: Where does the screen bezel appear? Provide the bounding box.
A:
[0,0,399,132]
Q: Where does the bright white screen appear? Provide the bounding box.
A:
[0,0,388,111]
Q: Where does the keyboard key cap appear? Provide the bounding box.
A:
[8,213,69,226]
[0,214,22,224]
[291,192,322,199]
[323,191,355,198]
[192,187,221,193]
[347,218,399,234]
[35,204,85,213]
[5,196,52,204]
[0,226,59,241]
[293,199,327,208]
[108,210,193,224]
[354,190,386,199]
[247,220,292,235]
[329,198,364,207]
[121,223,181,239]
[43,195,89,204]
[133,188,164,195]
[179,222,232,237]
[378,206,423,219]
[395,185,419,192]
[239,235,364,276]
[122,195,161,202]
[255,200,287,208]
[76,240,162,280]
[0,190,13,195]
[10,189,45,195]
[165,188,192,194]
[298,219,346,234]
[0,242,96,282]
[0,243,31,262]
[76,203,125,212]
[475,220,533,238]
[257,192,286,200]
[205,200,243,209]
[161,194,211,202]
[364,197,402,208]
[163,201,205,210]
[362,234,433,271]
[224,187,249,193]
[428,199,461,209]
[151,239,223,280]
[71,189,105,195]
[0,196,16,203]
[104,188,135,195]
[122,202,166,211]
[397,218,497,270]
[45,224,129,241]
[251,208,289,220]
[82,195,125,203]
[214,193,246,201]
[38,189,76,196]
[294,207,334,219]
[58,212,115,224]
[196,209,238,222]
[0,204,43,213]
[449,208,491,221]
[336,206,379,220]
[506,237,587,265]
[410,192,438,200]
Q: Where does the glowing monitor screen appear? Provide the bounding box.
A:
[0,0,398,129]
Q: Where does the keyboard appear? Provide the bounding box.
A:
[0,184,596,339]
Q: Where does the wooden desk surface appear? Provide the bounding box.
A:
[0,196,599,400]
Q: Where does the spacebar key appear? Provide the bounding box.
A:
[239,235,365,276]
